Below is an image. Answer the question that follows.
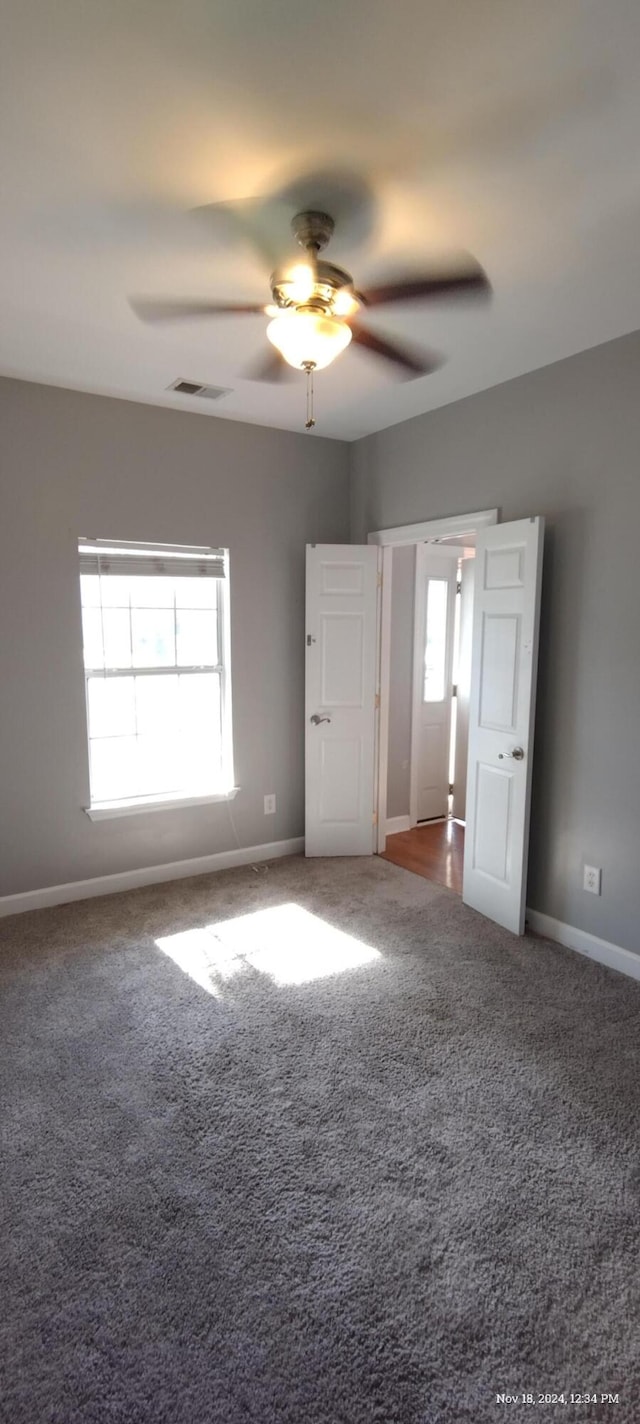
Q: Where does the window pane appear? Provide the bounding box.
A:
[90,736,139,801]
[423,579,448,702]
[182,737,222,790]
[176,609,218,667]
[82,608,105,669]
[131,609,176,667]
[82,606,131,669]
[136,737,183,797]
[134,674,179,736]
[80,574,101,608]
[129,575,175,609]
[87,676,136,738]
[102,609,132,668]
[178,672,220,733]
[98,575,131,608]
[175,577,218,610]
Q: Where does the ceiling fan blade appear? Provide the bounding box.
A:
[359,263,491,307]
[193,165,377,269]
[350,324,441,378]
[130,297,267,322]
[191,199,289,271]
[244,349,298,383]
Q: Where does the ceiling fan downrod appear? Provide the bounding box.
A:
[291,210,335,256]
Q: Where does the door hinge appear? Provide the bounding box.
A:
[306,634,316,646]
[374,692,380,709]
[456,581,462,595]
[377,572,383,589]
[452,683,458,698]
[372,810,378,825]
[448,782,454,795]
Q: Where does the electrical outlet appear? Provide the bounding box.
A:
[264,793,276,815]
[583,865,602,895]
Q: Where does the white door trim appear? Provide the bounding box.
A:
[368,509,498,548]
[370,509,498,854]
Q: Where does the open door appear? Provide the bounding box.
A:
[410,545,458,824]
[463,517,544,934]
[305,544,380,856]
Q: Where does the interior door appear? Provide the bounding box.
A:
[305,544,379,856]
[410,545,458,823]
[463,517,544,934]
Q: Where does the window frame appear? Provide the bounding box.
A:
[79,541,237,819]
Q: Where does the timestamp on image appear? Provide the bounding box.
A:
[495,1391,620,1406]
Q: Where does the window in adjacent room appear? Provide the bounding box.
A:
[78,539,234,816]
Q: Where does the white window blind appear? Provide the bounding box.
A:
[78,539,233,810]
[78,540,226,581]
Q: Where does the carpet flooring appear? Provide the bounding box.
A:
[1,854,639,1423]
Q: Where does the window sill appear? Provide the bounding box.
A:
[84,787,240,821]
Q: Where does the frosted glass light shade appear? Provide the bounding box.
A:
[266,311,352,370]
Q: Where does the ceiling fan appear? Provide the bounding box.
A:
[131,206,491,428]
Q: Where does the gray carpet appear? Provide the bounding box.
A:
[1,855,639,1424]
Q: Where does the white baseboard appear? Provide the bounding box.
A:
[526,908,640,983]
[0,837,305,919]
[385,815,411,836]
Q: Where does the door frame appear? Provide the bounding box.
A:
[368,509,498,853]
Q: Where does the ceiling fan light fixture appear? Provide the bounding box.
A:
[332,288,359,317]
[281,263,316,304]
[266,310,352,371]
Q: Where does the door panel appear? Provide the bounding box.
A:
[306,545,379,856]
[320,613,365,705]
[463,517,544,934]
[410,546,458,824]
[479,614,520,728]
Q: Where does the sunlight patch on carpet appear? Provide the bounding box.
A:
[155,902,381,996]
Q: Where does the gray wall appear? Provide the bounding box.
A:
[387,545,415,820]
[351,330,640,953]
[0,378,349,896]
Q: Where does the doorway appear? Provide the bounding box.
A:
[306,513,544,934]
[371,510,497,893]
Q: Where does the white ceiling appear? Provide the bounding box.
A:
[2,0,640,441]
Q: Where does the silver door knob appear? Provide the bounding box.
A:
[499,746,525,761]
[310,713,331,725]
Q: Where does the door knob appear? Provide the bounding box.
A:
[499,746,525,761]
[310,713,331,725]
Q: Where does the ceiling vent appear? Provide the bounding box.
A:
[168,378,231,400]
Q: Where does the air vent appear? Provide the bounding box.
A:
[168,379,231,401]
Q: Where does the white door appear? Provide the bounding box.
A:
[305,544,379,856]
[463,517,544,934]
[410,545,458,823]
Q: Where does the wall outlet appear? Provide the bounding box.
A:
[264,793,276,815]
[583,865,602,895]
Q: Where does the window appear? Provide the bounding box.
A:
[422,577,449,702]
[78,539,234,816]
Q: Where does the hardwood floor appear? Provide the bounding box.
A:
[380,819,465,894]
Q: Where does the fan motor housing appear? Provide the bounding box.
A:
[270,259,356,313]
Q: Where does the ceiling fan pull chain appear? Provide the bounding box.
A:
[304,361,316,429]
